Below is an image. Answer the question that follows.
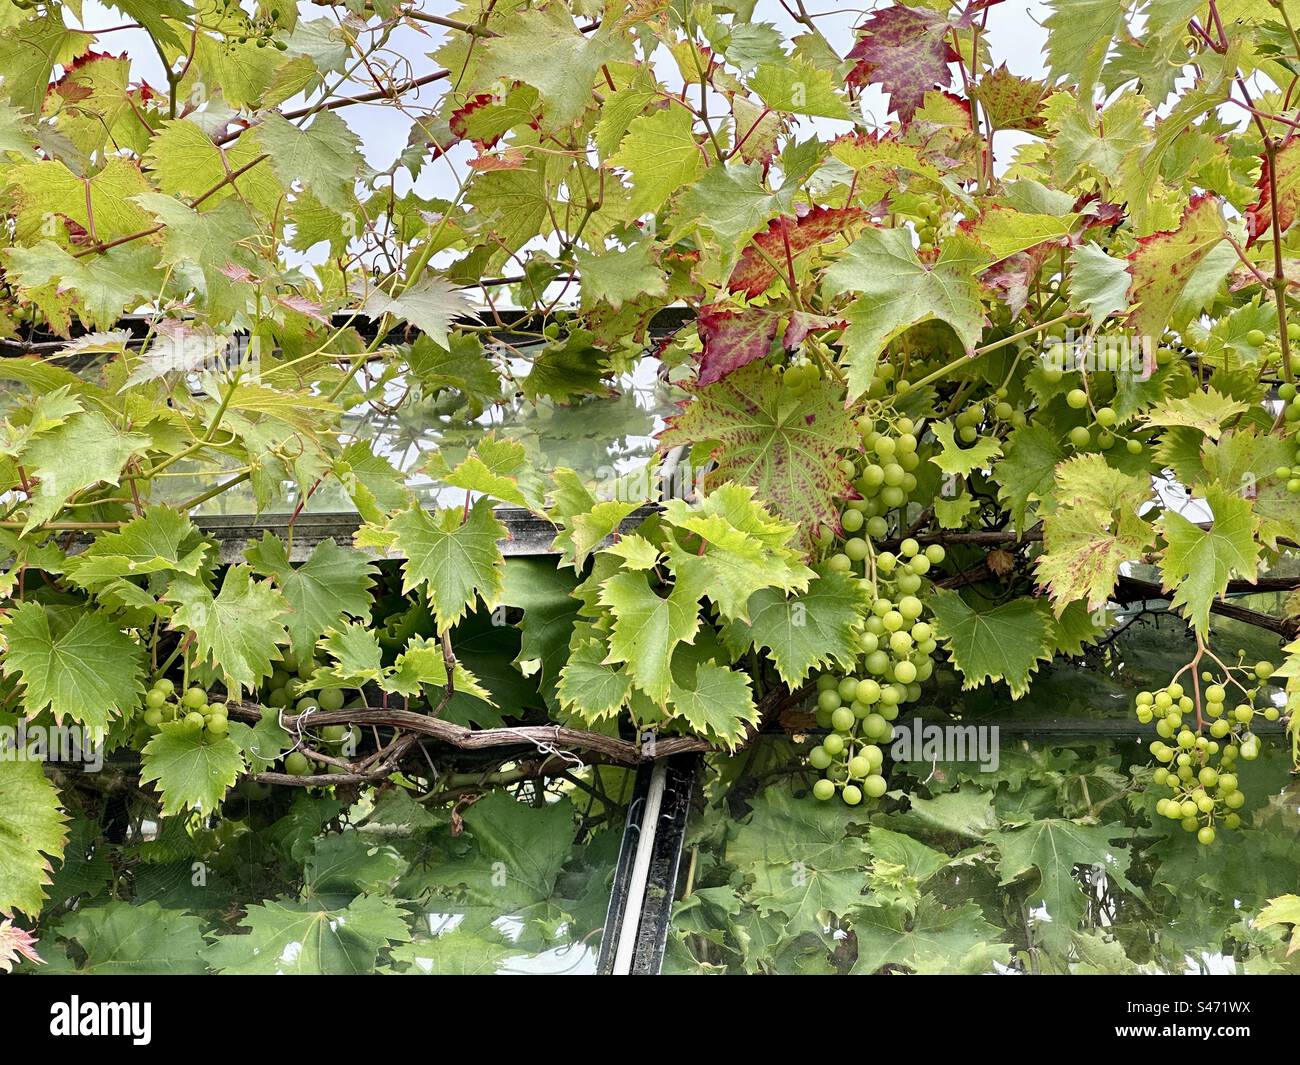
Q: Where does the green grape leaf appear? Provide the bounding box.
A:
[206,894,411,975]
[1158,482,1262,634]
[607,105,704,217]
[386,500,507,631]
[426,435,545,509]
[724,570,868,688]
[252,111,363,213]
[1252,894,1300,955]
[45,901,206,975]
[928,590,1055,699]
[669,660,759,751]
[824,228,985,399]
[574,240,667,310]
[1142,387,1247,440]
[1036,453,1155,613]
[850,897,1010,974]
[995,422,1066,530]
[140,724,246,816]
[2,602,144,732]
[356,275,473,350]
[929,419,1003,476]
[19,410,149,532]
[246,534,377,656]
[0,759,68,919]
[750,58,852,119]
[1069,241,1131,326]
[388,930,515,975]
[483,9,630,128]
[727,789,870,941]
[546,467,641,570]
[66,507,210,589]
[992,818,1137,955]
[166,567,290,695]
[557,636,632,724]
[599,567,707,705]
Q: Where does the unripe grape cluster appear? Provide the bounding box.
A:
[806,408,946,804]
[139,677,229,738]
[1136,659,1279,844]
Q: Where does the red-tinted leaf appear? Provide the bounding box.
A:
[449,92,502,148]
[1246,133,1300,246]
[983,244,1056,318]
[1127,192,1226,339]
[728,205,865,299]
[659,362,858,551]
[0,919,43,973]
[696,305,780,386]
[969,64,1046,132]
[847,5,958,124]
[784,311,847,350]
[1073,193,1125,229]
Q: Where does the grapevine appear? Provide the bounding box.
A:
[0,0,1295,980]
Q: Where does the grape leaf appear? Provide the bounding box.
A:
[599,567,707,705]
[850,897,1010,974]
[246,534,377,657]
[206,894,411,975]
[574,240,667,310]
[387,500,507,630]
[695,304,780,386]
[1127,192,1226,340]
[1035,453,1155,613]
[1142,387,1247,441]
[557,636,633,724]
[928,590,1055,699]
[846,5,957,123]
[823,228,985,399]
[66,507,210,589]
[20,410,150,532]
[1253,894,1300,956]
[483,8,630,128]
[166,567,289,695]
[730,205,864,300]
[929,419,1002,476]
[992,818,1137,955]
[608,106,705,217]
[1246,133,1300,245]
[669,660,759,751]
[1069,241,1131,326]
[1158,482,1261,635]
[0,759,68,919]
[45,901,206,975]
[995,422,1066,529]
[2,601,144,732]
[140,724,245,816]
[426,435,545,509]
[724,570,868,687]
[356,275,474,350]
[659,362,859,548]
[252,110,362,213]
[750,58,852,120]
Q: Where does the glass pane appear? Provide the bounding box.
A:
[664,613,1299,975]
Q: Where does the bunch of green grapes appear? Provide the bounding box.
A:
[1137,659,1280,844]
[1038,344,1150,456]
[141,678,229,737]
[804,408,946,804]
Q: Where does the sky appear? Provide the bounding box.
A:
[76,0,1056,201]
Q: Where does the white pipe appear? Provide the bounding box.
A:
[611,760,668,975]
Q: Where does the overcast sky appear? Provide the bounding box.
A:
[79,0,1054,197]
